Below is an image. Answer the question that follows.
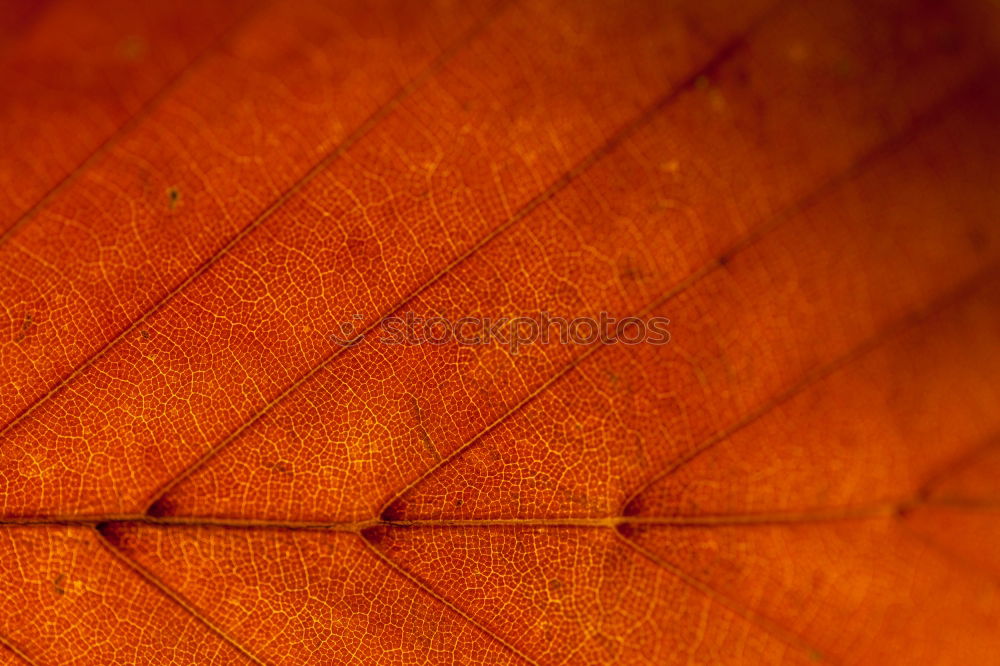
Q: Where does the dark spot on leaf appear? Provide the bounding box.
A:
[265,461,291,476]
[618,257,646,282]
[140,329,151,340]
[454,498,463,507]
[14,313,34,343]
[615,522,637,540]
[166,186,181,211]
[146,496,175,518]
[96,521,124,547]
[361,525,390,547]
[380,500,405,523]
[53,573,65,596]
[621,495,643,518]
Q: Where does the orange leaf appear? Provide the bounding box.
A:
[1,0,998,663]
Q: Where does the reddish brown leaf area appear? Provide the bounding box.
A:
[0,0,998,664]
[0,0,256,238]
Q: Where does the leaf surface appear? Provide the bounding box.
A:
[1,0,998,664]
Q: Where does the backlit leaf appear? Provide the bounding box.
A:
[1,0,998,663]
